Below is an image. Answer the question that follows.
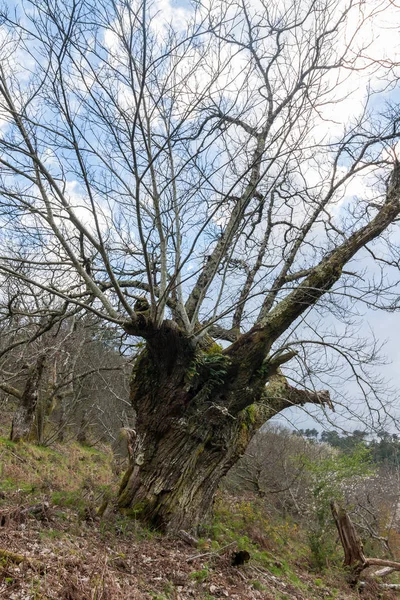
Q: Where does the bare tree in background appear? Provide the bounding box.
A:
[0,281,130,443]
[0,275,80,441]
[225,426,319,513]
[0,0,400,532]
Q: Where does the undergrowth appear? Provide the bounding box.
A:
[0,438,398,599]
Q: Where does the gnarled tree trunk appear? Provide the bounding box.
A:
[117,323,329,533]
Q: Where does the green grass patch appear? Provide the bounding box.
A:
[251,579,267,591]
[52,490,85,509]
[190,567,210,583]
[39,528,64,540]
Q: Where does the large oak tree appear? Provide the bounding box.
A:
[0,0,400,532]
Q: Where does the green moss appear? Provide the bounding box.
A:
[236,405,265,454]
[118,463,134,499]
[121,502,146,517]
[194,444,205,459]
[204,342,224,355]
[244,404,257,423]
[237,423,251,455]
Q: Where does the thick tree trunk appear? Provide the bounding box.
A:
[118,400,251,533]
[117,324,330,534]
[117,356,245,532]
[57,395,66,442]
[10,355,46,443]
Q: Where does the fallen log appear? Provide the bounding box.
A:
[360,581,400,590]
[367,557,400,571]
[371,566,395,578]
[178,530,199,548]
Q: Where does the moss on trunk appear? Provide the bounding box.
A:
[116,323,330,533]
[115,332,274,533]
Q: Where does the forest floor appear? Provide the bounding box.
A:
[0,437,398,600]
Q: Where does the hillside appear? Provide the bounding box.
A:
[0,438,398,600]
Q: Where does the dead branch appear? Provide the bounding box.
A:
[178,530,199,548]
[331,501,400,582]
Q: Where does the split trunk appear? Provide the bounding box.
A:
[117,323,327,533]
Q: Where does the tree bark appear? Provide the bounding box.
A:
[77,408,89,444]
[117,326,331,534]
[331,501,367,569]
[10,354,46,443]
[117,345,242,532]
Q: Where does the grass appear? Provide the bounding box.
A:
[250,579,267,591]
[189,567,210,583]
[39,528,64,540]
[203,490,371,599]
[0,438,116,504]
[210,492,306,569]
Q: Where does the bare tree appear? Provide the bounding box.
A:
[225,425,329,519]
[0,286,130,444]
[0,0,400,532]
[0,275,79,441]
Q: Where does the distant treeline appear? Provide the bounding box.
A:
[295,428,400,466]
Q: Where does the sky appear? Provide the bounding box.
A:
[272,305,400,434]
[2,0,400,436]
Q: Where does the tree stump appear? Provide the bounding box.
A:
[331,500,367,582]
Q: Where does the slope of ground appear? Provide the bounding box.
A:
[0,438,397,600]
